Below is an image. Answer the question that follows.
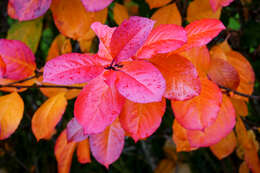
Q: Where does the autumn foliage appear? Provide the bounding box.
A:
[0,0,259,172]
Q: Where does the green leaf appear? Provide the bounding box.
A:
[7,17,43,53]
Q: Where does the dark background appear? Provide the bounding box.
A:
[0,0,260,172]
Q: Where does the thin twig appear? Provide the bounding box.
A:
[5,75,38,85]
[0,84,83,89]
[218,85,260,100]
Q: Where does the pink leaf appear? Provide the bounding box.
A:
[81,0,113,12]
[67,118,88,142]
[115,60,166,103]
[187,95,236,147]
[8,0,51,21]
[171,77,222,130]
[91,22,116,65]
[136,24,187,59]
[0,39,36,80]
[89,119,125,168]
[210,0,234,12]
[110,16,155,63]
[43,53,104,85]
[74,75,125,135]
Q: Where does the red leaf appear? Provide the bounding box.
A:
[210,0,234,12]
[119,99,166,142]
[67,118,88,142]
[136,24,187,59]
[55,130,77,173]
[43,53,104,85]
[176,19,225,52]
[187,95,236,147]
[0,57,6,78]
[171,77,222,130]
[74,75,125,134]
[8,0,51,21]
[208,57,240,90]
[110,16,155,63]
[77,139,91,164]
[89,119,125,168]
[0,39,36,80]
[115,60,165,103]
[150,53,200,101]
[91,22,116,64]
[81,0,113,12]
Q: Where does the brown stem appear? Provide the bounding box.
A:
[0,84,83,89]
[5,75,38,85]
[218,85,260,100]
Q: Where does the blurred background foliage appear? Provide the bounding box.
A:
[0,0,260,172]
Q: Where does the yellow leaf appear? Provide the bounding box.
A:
[210,131,237,159]
[236,116,260,173]
[113,3,129,25]
[151,3,181,28]
[7,17,43,53]
[0,92,24,140]
[187,0,221,22]
[79,39,92,53]
[146,0,171,9]
[32,93,67,141]
[47,34,72,62]
[51,0,107,41]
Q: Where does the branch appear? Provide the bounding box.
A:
[0,84,83,89]
[218,85,260,100]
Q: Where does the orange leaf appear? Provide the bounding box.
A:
[77,139,91,164]
[239,161,250,173]
[0,92,24,140]
[55,130,77,173]
[47,34,72,62]
[32,92,67,141]
[179,46,210,76]
[208,57,240,90]
[230,98,248,116]
[172,120,198,152]
[226,51,255,101]
[89,119,125,168]
[51,0,107,41]
[145,0,171,9]
[186,95,236,147]
[113,3,129,25]
[236,116,260,173]
[151,3,181,27]
[171,77,222,130]
[119,99,166,142]
[150,54,200,101]
[187,0,221,22]
[210,131,237,159]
